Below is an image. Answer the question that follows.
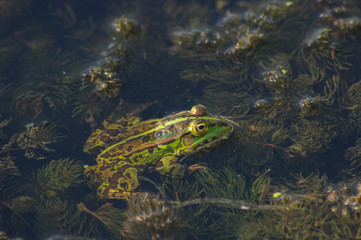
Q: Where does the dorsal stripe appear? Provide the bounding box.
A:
[122,131,188,157]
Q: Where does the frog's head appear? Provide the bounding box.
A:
[171,105,234,156]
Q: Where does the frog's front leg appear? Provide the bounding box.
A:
[85,161,141,199]
[155,156,187,177]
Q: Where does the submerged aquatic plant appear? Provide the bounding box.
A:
[0,157,19,179]
[27,158,83,199]
[11,44,77,119]
[15,78,71,117]
[71,15,141,129]
[77,202,125,238]
[2,122,63,160]
[244,174,361,239]
[155,168,271,238]
[81,65,123,99]
[33,197,103,238]
[0,118,11,140]
[113,16,141,41]
[122,195,185,240]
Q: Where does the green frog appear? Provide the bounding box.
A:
[83,105,233,199]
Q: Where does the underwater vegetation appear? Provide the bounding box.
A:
[1,0,361,239]
[2,122,63,160]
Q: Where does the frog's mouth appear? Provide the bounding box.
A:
[177,125,233,158]
[199,130,232,150]
[177,131,232,163]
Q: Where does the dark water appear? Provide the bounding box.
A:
[1,0,361,239]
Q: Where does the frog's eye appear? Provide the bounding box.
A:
[191,120,209,136]
[190,105,209,116]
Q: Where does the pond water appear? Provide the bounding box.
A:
[1,0,361,239]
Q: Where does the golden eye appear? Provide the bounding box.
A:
[191,120,209,136]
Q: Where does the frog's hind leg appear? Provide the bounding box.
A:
[84,161,141,199]
[100,161,141,199]
[113,161,140,190]
[97,185,146,199]
[84,165,103,192]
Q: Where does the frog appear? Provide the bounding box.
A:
[83,105,233,199]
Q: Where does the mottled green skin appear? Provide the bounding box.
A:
[83,105,233,199]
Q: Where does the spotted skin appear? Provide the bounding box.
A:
[83,105,233,199]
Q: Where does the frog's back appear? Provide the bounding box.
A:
[84,116,159,155]
[95,111,196,165]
